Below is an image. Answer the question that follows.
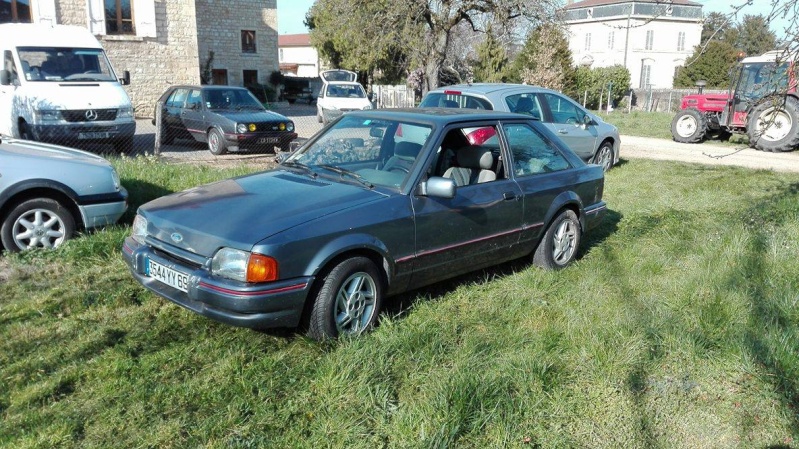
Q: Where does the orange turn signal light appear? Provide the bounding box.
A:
[246,254,278,282]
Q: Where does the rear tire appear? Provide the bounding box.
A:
[592,141,614,172]
[308,257,383,340]
[671,107,707,143]
[1,198,76,252]
[207,128,227,155]
[533,210,581,270]
[746,96,799,152]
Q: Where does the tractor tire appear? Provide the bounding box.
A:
[746,96,799,152]
[671,107,707,143]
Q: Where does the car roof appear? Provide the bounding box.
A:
[345,108,530,125]
[428,83,559,96]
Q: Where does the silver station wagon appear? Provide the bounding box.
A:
[421,84,621,171]
[123,109,606,339]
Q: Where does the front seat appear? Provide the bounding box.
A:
[443,146,496,186]
[383,141,422,173]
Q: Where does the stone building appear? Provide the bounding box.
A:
[563,0,703,89]
[1,0,279,117]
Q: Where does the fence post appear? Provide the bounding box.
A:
[153,100,163,156]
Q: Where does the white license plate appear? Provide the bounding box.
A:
[258,137,280,144]
[146,258,189,293]
[78,132,111,139]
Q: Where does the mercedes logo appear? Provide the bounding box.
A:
[85,109,98,121]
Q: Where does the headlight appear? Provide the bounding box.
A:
[36,110,61,122]
[131,215,148,243]
[363,104,373,110]
[111,168,121,191]
[286,121,295,132]
[211,247,278,283]
[117,106,134,119]
[236,123,248,133]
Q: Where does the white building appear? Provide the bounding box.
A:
[277,33,321,78]
[563,0,703,89]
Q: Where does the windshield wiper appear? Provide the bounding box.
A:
[317,164,374,189]
[281,160,317,178]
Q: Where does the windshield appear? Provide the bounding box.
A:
[203,89,265,110]
[288,115,432,189]
[17,47,116,82]
[326,84,366,99]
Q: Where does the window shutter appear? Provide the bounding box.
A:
[87,0,106,35]
[134,0,157,37]
[34,0,57,25]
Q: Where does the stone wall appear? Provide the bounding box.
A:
[195,0,279,88]
[55,0,200,118]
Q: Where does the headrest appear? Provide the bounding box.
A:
[515,97,534,110]
[394,141,422,158]
[456,146,493,170]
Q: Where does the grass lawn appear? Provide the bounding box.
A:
[2,155,799,447]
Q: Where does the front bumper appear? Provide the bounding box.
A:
[122,237,312,329]
[223,131,298,150]
[78,187,128,229]
[30,121,136,143]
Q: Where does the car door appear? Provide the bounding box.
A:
[539,92,598,161]
[164,88,189,134]
[181,88,206,139]
[501,121,576,248]
[409,122,524,287]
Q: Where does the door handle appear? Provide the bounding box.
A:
[557,129,568,134]
[503,192,517,201]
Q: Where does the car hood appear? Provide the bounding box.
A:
[210,109,289,122]
[320,97,371,109]
[140,170,386,256]
[0,137,113,166]
[19,81,131,109]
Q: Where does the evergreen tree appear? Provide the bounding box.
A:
[472,27,509,83]
[510,24,576,96]
[734,14,778,57]
[674,40,739,89]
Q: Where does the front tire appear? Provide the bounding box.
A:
[17,121,34,141]
[1,198,76,252]
[308,257,383,340]
[114,136,134,154]
[592,141,614,172]
[746,96,799,152]
[671,107,707,143]
[533,209,581,270]
[207,128,227,155]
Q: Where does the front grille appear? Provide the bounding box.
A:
[253,122,289,132]
[151,245,203,271]
[62,109,118,122]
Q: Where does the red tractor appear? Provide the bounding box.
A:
[671,50,799,152]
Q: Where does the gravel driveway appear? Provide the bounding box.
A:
[134,106,799,173]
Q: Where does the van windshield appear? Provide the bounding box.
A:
[17,47,117,82]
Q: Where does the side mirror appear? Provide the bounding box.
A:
[119,70,131,85]
[367,92,374,101]
[418,177,456,199]
[369,127,384,138]
[0,69,10,86]
[582,114,593,126]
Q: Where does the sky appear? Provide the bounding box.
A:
[276,0,791,37]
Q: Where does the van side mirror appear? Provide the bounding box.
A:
[0,70,10,86]
[119,70,131,86]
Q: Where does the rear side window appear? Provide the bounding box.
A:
[419,93,493,110]
[504,123,570,176]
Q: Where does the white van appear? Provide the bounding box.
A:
[316,69,373,125]
[0,24,135,151]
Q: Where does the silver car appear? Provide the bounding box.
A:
[420,84,621,171]
[0,137,127,251]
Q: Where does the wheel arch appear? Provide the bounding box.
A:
[541,191,585,236]
[0,181,84,230]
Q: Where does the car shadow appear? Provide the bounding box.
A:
[118,178,175,223]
